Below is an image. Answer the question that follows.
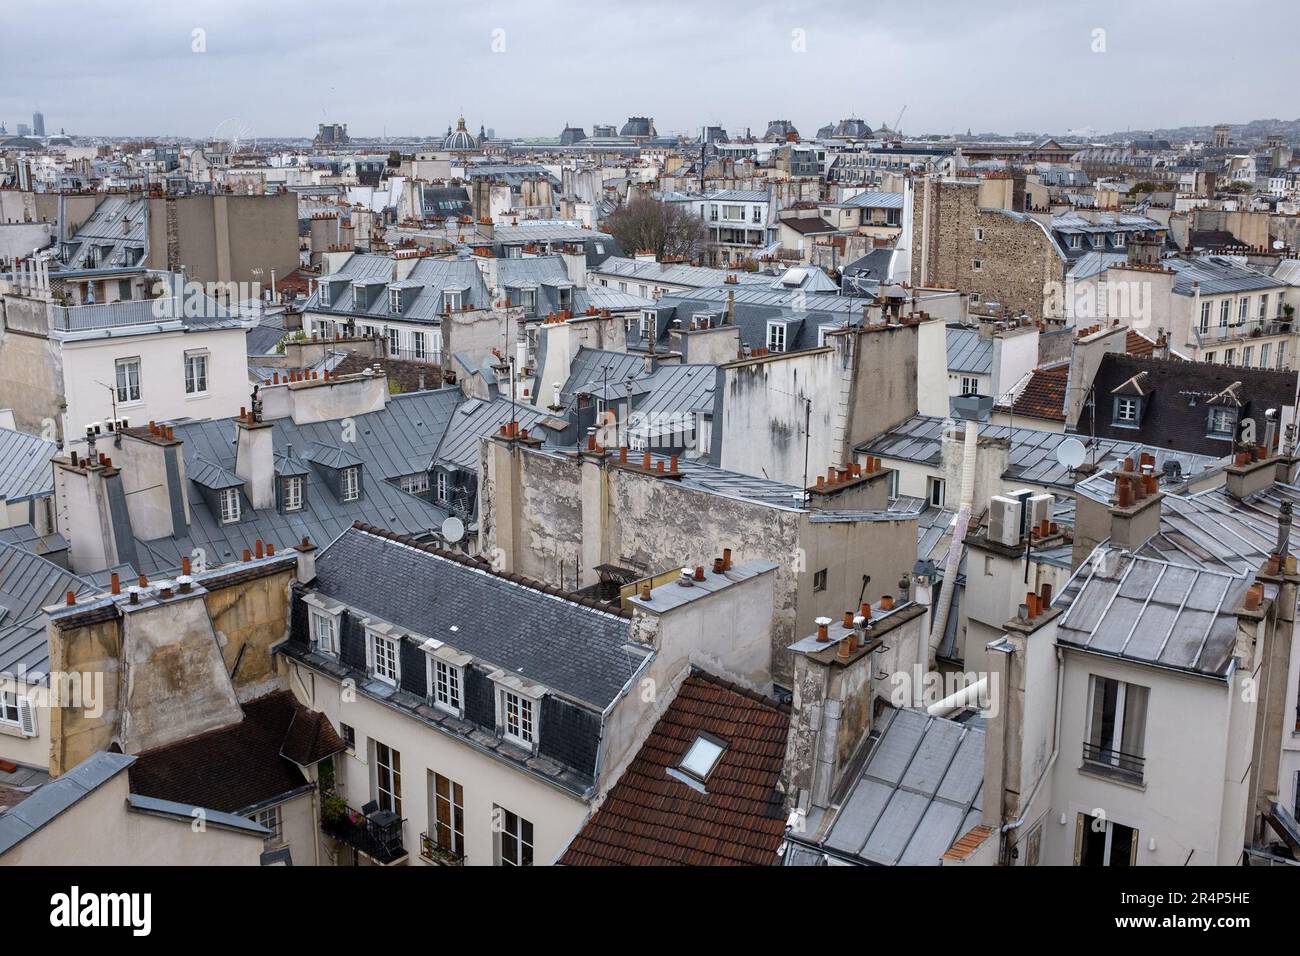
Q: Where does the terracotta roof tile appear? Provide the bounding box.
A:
[559,672,790,866]
[1011,364,1069,422]
[1125,330,1155,356]
[941,824,996,861]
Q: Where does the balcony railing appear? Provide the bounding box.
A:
[321,801,407,864]
[419,832,466,866]
[1081,741,1145,783]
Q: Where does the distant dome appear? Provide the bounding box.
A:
[443,115,477,152]
[832,117,872,139]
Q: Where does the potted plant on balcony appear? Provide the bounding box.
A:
[321,792,349,827]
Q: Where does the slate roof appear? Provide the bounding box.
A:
[558,347,717,423]
[946,327,993,375]
[859,415,1218,491]
[496,256,592,316]
[57,195,147,270]
[130,390,462,574]
[129,691,337,813]
[304,254,491,323]
[1011,363,1069,422]
[312,524,644,709]
[559,672,790,866]
[0,428,56,504]
[1076,353,1297,457]
[432,396,558,471]
[797,708,985,866]
[652,286,866,355]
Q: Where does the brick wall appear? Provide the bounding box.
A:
[913,178,1065,320]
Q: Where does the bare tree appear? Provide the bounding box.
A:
[605,198,708,261]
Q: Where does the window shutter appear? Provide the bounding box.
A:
[17,696,37,737]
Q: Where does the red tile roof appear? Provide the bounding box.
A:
[1125,330,1155,356]
[559,672,791,866]
[941,824,996,861]
[1011,363,1069,422]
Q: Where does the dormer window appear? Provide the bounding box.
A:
[389,287,402,314]
[283,475,304,512]
[1112,396,1141,427]
[219,488,241,524]
[1069,234,1082,249]
[341,466,361,502]
[1207,407,1237,438]
[367,626,401,687]
[500,688,535,749]
[443,289,463,312]
[319,282,332,306]
[1113,232,1126,248]
[766,321,786,352]
[309,607,339,656]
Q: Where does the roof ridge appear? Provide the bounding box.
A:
[686,667,791,715]
[347,522,635,619]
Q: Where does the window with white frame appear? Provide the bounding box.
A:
[374,741,402,816]
[400,473,429,495]
[1112,232,1126,248]
[435,471,448,503]
[1083,675,1148,782]
[1069,234,1082,249]
[1207,406,1237,437]
[496,807,533,866]
[1220,299,1231,326]
[1259,294,1269,320]
[960,376,980,396]
[519,289,537,316]
[283,475,303,512]
[927,476,945,508]
[341,466,360,502]
[443,289,463,312]
[387,327,401,356]
[250,805,283,847]
[971,258,982,272]
[766,322,786,353]
[975,227,985,241]
[431,659,462,715]
[0,691,36,737]
[368,628,400,686]
[1278,342,1288,369]
[498,688,536,748]
[309,607,338,655]
[184,351,208,395]
[389,287,402,314]
[1239,297,1249,323]
[1243,345,1254,367]
[1260,344,1272,368]
[1199,301,1211,334]
[319,282,332,306]
[115,357,141,403]
[1114,396,1140,424]
[219,488,240,524]
[411,330,427,361]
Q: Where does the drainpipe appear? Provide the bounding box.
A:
[1001,645,1065,850]
[928,417,978,656]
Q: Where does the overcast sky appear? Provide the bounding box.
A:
[0,0,1280,141]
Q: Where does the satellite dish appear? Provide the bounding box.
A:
[440,516,465,544]
[1056,437,1087,470]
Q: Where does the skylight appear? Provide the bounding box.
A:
[679,734,726,781]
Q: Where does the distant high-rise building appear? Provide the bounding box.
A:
[16,123,30,137]
[32,111,45,137]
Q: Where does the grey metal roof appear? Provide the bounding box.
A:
[0,428,56,504]
[130,390,462,574]
[303,442,365,470]
[314,525,646,709]
[125,793,271,836]
[945,327,993,375]
[592,256,771,289]
[305,255,490,323]
[0,540,97,678]
[1054,551,1244,679]
[859,415,1218,491]
[818,708,985,866]
[0,751,136,856]
[838,191,905,209]
[1167,256,1284,297]
[432,397,558,472]
[57,195,147,270]
[496,257,591,316]
[188,456,245,491]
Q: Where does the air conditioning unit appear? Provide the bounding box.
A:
[988,495,1023,547]
[1026,493,1054,534]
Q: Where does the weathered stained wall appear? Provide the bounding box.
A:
[0,294,63,437]
[204,567,295,701]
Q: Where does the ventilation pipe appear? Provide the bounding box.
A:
[929,397,990,659]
